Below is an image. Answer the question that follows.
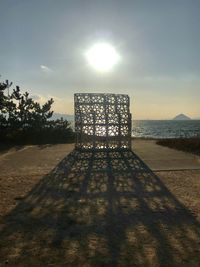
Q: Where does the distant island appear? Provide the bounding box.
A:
[173,114,191,120]
[51,113,74,121]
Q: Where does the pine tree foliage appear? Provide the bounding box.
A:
[0,78,74,144]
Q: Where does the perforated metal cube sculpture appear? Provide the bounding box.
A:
[74,93,132,150]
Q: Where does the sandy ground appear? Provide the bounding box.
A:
[0,144,74,216]
[158,170,200,221]
[0,142,200,266]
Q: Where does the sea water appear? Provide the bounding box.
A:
[132,120,200,138]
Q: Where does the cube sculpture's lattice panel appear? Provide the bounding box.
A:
[74,93,132,150]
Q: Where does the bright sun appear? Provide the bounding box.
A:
[86,43,119,72]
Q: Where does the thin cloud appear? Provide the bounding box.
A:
[29,94,73,114]
[40,65,53,73]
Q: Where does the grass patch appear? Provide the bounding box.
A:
[157,138,200,156]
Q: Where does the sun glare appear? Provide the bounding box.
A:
[86,43,119,72]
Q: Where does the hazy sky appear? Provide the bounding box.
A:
[0,0,200,119]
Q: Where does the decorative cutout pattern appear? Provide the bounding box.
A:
[74,93,132,150]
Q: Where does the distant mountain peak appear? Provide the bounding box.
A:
[173,113,191,120]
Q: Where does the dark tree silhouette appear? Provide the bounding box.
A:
[0,77,74,144]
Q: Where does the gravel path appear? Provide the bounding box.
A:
[0,145,200,266]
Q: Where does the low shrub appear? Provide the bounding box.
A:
[156,138,200,156]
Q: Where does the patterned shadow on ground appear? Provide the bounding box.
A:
[0,149,200,266]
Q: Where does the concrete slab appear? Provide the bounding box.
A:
[0,141,199,176]
[0,144,74,176]
[132,139,200,171]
